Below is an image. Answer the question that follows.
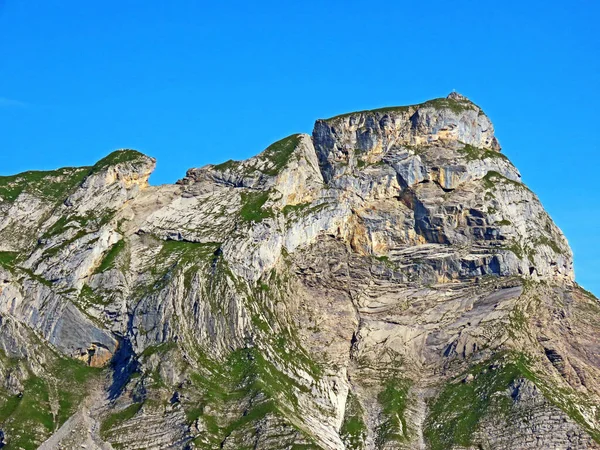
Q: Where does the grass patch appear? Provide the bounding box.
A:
[42,229,88,258]
[15,377,54,428]
[0,394,22,423]
[424,352,600,449]
[0,251,18,267]
[374,255,391,263]
[373,254,396,270]
[130,239,221,302]
[140,342,177,358]
[496,219,512,226]
[509,308,528,334]
[90,149,149,174]
[376,379,411,446]
[341,392,367,449]
[482,171,525,190]
[226,347,307,407]
[458,144,508,161]
[239,191,274,223]
[52,357,104,426]
[0,167,90,204]
[282,202,311,217]
[0,358,101,449]
[96,239,125,273]
[184,343,321,447]
[79,284,110,305]
[156,240,219,268]
[324,96,481,122]
[0,338,103,450]
[260,134,301,176]
[504,242,524,260]
[41,215,83,239]
[422,97,478,114]
[212,159,240,171]
[0,376,53,450]
[424,354,529,450]
[502,236,564,261]
[325,105,411,122]
[42,211,115,241]
[282,202,330,222]
[100,402,143,435]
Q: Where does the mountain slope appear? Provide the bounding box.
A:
[0,93,598,449]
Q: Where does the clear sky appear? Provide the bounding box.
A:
[1,1,598,295]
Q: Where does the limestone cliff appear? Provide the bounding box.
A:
[0,93,598,450]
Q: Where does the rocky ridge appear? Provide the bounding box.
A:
[0,93,598,449]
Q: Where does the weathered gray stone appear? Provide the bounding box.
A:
[0,95,598,450]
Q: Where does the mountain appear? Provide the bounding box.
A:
[0,92,598,450]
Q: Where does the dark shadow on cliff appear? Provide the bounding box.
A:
[108,337,139,400]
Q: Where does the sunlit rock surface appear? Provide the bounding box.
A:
[0,94,598,449]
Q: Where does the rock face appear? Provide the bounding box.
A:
[0,94,598,450]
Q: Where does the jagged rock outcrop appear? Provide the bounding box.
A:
[0,93,598,450]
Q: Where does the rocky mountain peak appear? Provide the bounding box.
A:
[0,95,597,450]
[446,90,469,101]
[315,95,500,169]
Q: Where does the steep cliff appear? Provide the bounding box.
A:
[0,93,598,450]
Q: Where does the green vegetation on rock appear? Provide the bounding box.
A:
[53,357,104,425]
[325,96,479,121]
[132,239,222,302]
[213,134,300,176]
[577,284,599,301]
[0,251,18,267]
[239,191,274,223]
[424,354,530,450]
[0,349,103,450]
[42,211,116,242]
[79,284,110,306]
[0,167,90,204]
[156,239,220,267]
[458,144,508,161]
[0,150,149,207]
[213,159,240,171]
[325,105,411,121]
[90,149,149,174]
[505,242,525,259]
[282,202,310,214]
[282,201,329,222]
[135,264,326,449]
[422,97,478,114]
[341,392,367,449]
[424,352,600,449]
[184,346,314,448]
[376,378,412,446]
[100,402,143,436]
[139,342,177,358]
[42,229,88,258]
[503,235,564,262]
[482,171,525,190]
[260,134,301,176]
[96,239,126,273]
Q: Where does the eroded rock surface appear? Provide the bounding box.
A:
[0,94,598,449]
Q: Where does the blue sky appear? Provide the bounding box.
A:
[1,1,598,294]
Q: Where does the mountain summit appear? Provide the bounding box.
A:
[0,94,598,449]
